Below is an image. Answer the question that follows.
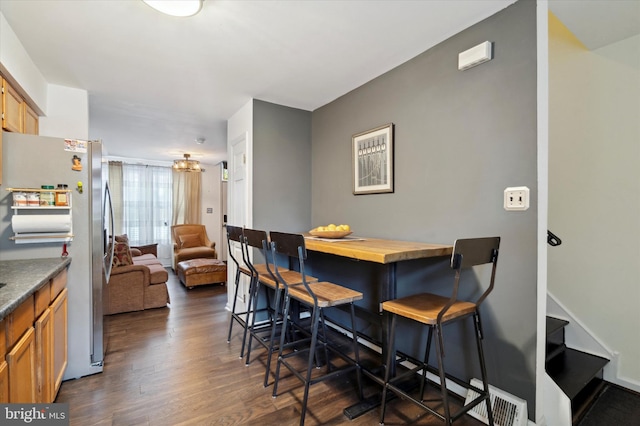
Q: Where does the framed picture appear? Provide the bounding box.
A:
[352,123,394,195]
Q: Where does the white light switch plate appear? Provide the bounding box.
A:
[504,186,530,211]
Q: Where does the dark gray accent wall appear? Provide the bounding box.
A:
[253,99,312,233]
[310,0,538,417]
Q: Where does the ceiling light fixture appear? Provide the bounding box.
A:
[195,137,205,144]
[173,153,203,172]
[142,0,203,17]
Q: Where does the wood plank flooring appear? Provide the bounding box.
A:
[55,271,485,426]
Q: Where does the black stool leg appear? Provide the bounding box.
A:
[349,303,364,400]
[241,275,258,360]
[434,323,452,424]
[300,307,322,426]
[226,268,242,344]
[272,292,292,398]
[419,326,434,401]
[474,312,494,426]
[319,309,330,369]
[263,286,283,387]
[244,276,263,365]
[379,314,397,425]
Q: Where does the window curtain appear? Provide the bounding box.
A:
[122,164,173,262]
[172,171,201,225]
[107,161,124,235]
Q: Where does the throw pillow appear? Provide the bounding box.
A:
[114,234,129,243]
[112,241,133,268]
[180,233,202,249]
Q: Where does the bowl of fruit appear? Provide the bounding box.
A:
[309,224,352,239]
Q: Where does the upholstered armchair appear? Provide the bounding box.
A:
[171,224,217,270]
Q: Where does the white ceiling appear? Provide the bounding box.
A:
[1,0,637,166]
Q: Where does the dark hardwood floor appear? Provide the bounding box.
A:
[55,271,486,425]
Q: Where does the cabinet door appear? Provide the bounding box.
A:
[51,288,68,397]
[2,78,23,132]
[0,361,8,403]
[24,103,39,135]
[7,327,36,402]
[35,308,53,403]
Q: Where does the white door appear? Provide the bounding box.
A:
[227,133,250,312]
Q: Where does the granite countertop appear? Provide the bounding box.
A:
[0,257,72,322]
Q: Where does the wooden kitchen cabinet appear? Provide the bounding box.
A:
[1,75,39,135]
[7,327,37,402]
[35,308,53,403]
[2,267,67,403]
[23,103,39,135]
[51,288,68,397]
[6,295,34,350]
[0,361,8,403]
[0,318,7,403]
[2,77,23,133]
[5,295,36,403]
[0,74,39,186]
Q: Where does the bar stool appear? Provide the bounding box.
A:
[242,228,319,387]
[379,236,500,426]
[238,228,274,366]
[225,225,254,357]
[269,231,364,426]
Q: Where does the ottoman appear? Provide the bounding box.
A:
[177,258,227,289]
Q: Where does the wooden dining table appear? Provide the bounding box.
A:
[303,234,453,418]
[304,235,452,264]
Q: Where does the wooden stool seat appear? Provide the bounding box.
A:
[239,262,272,277]
[288,281,363,307]
[259,269,318,289]
[382,293,476,325]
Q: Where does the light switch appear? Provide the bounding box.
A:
[504,186,530,211]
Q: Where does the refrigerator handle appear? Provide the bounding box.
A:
[104,182,115,282]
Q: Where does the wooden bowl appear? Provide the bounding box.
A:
[309,230,353,239]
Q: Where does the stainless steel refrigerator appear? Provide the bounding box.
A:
[0,132,113,379]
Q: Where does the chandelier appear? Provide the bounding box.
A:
[173,153,202,172]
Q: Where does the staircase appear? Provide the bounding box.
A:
[545,316,610,425]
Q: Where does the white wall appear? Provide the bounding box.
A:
[548,14,640,390]
[536,4,549,424]
[0,12,47,114]
[200,162,224,260]
[225,99,253,311]
[226,99,253,228]
[39,84,89,140]
[1,12,89,138]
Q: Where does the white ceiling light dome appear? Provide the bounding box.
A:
[143,0,203,17]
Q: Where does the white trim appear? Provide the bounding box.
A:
[536,1,550,425]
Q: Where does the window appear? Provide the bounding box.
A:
[121,164,173,260]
